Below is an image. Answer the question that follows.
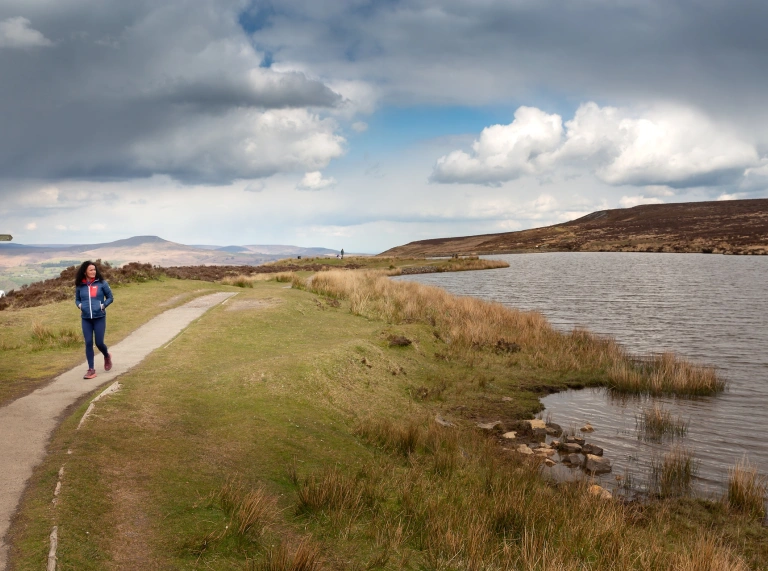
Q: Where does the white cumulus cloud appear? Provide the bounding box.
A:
[0,17,52,49]
[433,102,760,189]
[561,103,759,187]
[431,106,563,185]
[297,171,337,191]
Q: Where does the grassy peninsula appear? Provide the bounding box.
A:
[4,262,767,569]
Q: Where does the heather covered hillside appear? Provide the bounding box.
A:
[381,199,768,257]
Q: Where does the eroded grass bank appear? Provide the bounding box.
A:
[303,269,724,396]
[8,276,764,570]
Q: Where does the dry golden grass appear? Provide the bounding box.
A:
[221,272,297,287]
[30,321,80,350]
[727,458,767,520]
[293,418,747,570]
[250,539,323,571]
[609,352,725,396]
[296,467,365,514]
[218,478,279,541]
[304,269,721,395]
[673,534,750,571]
[637,403,688,441]
[650,446,698,498]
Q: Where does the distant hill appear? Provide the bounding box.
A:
[380,199,768,257]
[0,236,339,270]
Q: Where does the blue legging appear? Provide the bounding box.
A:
[82,317,108,369]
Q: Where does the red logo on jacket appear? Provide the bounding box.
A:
[90,285,98,298]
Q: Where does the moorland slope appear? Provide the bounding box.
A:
[380,198,768,257]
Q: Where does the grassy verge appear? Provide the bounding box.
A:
[9,278,768,570]
[0,278,227,406]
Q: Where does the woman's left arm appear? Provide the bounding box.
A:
[102,282,114,308]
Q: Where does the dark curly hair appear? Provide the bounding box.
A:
[74,260,104,285]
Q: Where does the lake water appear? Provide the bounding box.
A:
[397,253,768,498]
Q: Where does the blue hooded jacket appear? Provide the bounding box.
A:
[75,278,114,319]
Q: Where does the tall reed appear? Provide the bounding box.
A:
[727,458,767,519]
[650,446,698,497]
[609,352,724,396]
[637,403,688,442]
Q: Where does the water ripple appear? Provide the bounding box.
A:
[398,252,768,495]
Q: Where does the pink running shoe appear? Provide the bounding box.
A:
[84,369,97,379]
[105,353,112,371]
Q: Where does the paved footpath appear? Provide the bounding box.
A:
[0,291,236,569]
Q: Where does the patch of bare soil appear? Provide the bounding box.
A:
[106,470,171,571]
[225,298,283,312]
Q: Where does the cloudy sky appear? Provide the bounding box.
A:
[1,0,767,252]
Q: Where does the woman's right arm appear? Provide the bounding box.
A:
[75,286,81,309]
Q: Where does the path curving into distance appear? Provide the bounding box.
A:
[0,291,236,570]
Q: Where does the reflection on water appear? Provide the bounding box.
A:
[397,252,768,496]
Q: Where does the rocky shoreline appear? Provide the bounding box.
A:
[472,417,616,499]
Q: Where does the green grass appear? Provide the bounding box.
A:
[7,280,768,570]
[0,277,228,406]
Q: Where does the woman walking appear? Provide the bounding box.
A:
[75,261,114,379]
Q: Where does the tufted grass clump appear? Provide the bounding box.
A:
[218,478,279,541]
[30,322,81,350]
[650,446,698,498]
[637,403,688,442]
[609,352,725,396]
[221,272,298,288]
[727,459,767,520]
[248,539,323,571]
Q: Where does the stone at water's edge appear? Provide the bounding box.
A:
[582,443,603,456]
[585,454,612,474]
[517,444,534,455]
[524,419,546,430]
[502,431,517,440]
[588,485,613,500]
[477,420,501,431]
[560,442,582,454]
[544,458,556,467]
[564,453,583,466]
[565,435,585,445]
[580,422,594,433]
[546,422,562,436]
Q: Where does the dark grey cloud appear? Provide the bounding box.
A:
[0,0,345,184]
[251,0,768,128]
